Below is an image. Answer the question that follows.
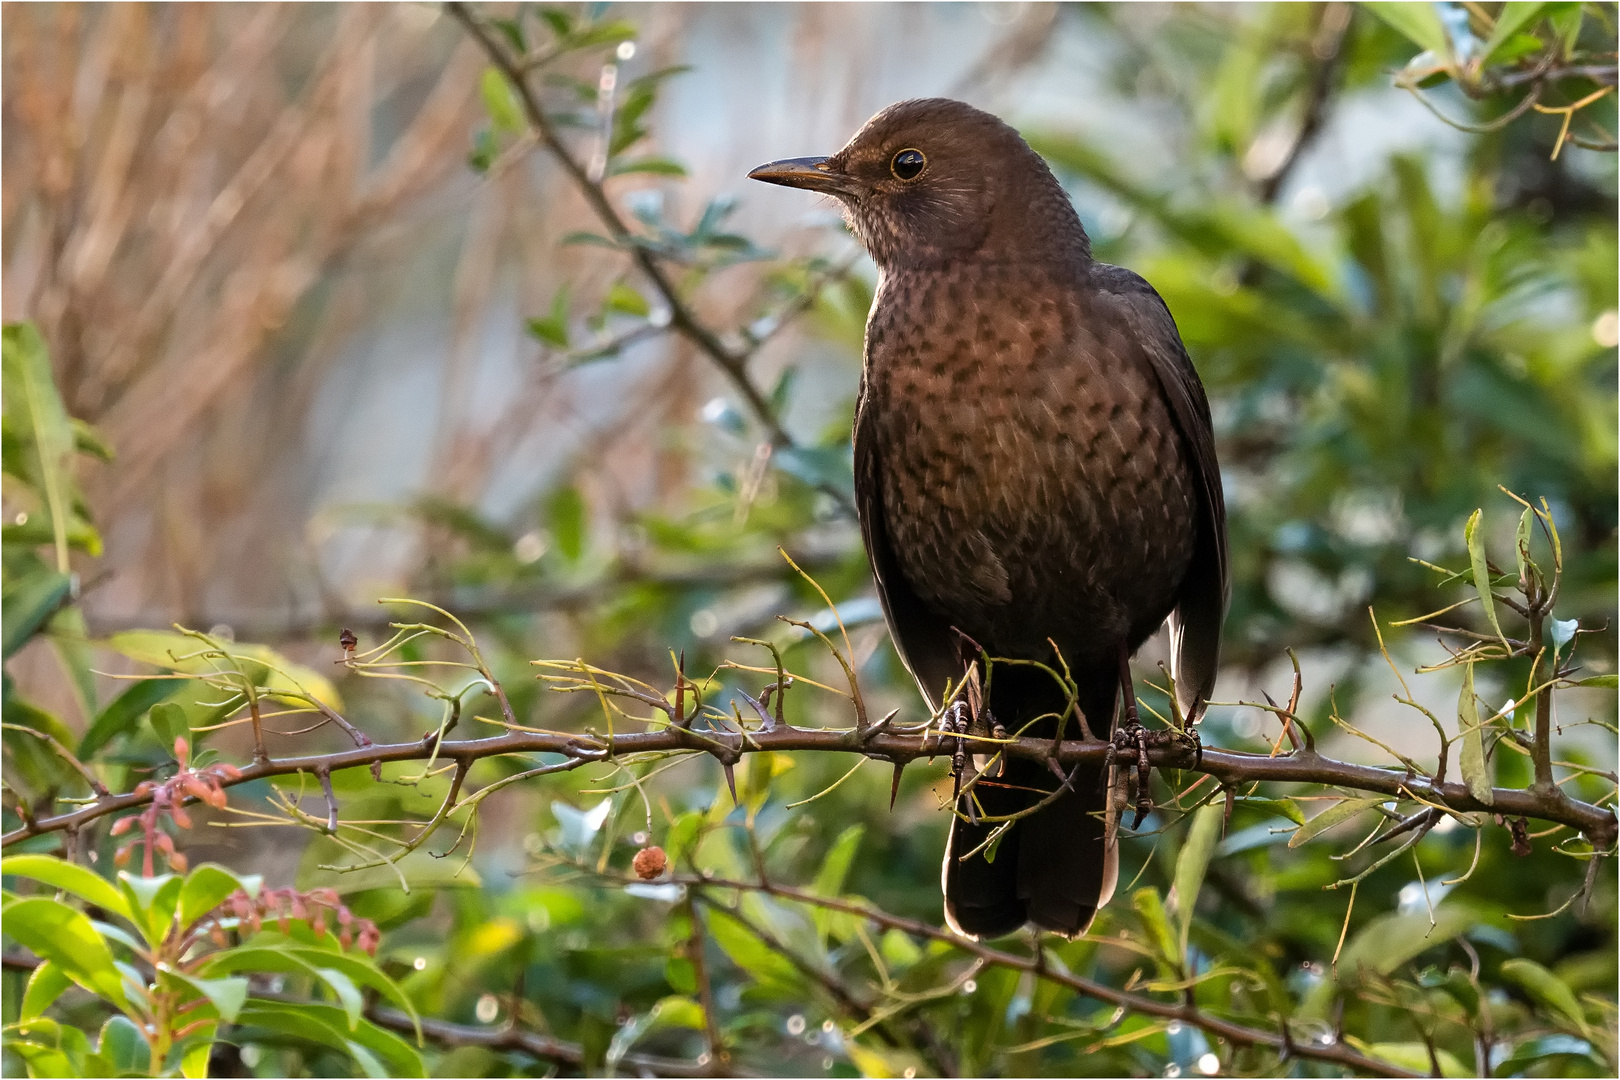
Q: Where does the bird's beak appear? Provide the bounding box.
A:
[747,156,861,197]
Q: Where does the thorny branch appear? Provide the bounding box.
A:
[7,713,1612,853]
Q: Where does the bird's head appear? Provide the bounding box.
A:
[749,98,1089,272]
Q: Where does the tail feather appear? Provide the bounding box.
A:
[942,668,1118,939]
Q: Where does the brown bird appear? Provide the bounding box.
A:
[750,99,1226,940]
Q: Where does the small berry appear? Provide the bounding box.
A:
[632,845,667,880]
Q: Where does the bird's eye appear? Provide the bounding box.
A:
[890,148,926,181]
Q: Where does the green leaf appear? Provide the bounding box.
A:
[1362,1042,1471,1077]
[47,605,97,721]
[1464,509,1508,647]
[96,1015,149,1074]
[527,287,572,348]
[607,156,688,177]
[605,280,651,318]
[479,67,523,133]
[1,855,134,922]
[1130,887,1180,969]
[179,1039,213,1079]
[3,323,78,573]
[149,701,189,749]
[1514,506,1535,589]
[78,677,183,759]
[234,1001,426,1077]
[315,965,365,1030]
[1237,797,1305,825]
[1574,674,1618,688]
[812,824,863,898]
[168,971,249,1022]
[103,629,343,712]
[1365,2,1454,59]
[20,959,73,1020]
[1501,957,1590,1035]
[1457,662,1494,806]
[117,873,182,946]
[707,907,803,992]
[2,570,72,659]
[178,863,260,928]
[2,897,130,1009]
[1288,796,1387,848]
[1302,904,1479,1018]
[561,18,637,52]
[70,417,113,463]
[198,944,420,1038]
[547,486,587,562]
[1171,802,1223,955]
[5,1017,101,1078]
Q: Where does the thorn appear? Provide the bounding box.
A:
[1047,757,1068,783]
[889,761,905,810]
[723,761,738,805]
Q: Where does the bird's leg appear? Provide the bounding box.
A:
[946,698,969,795]
[1113,642,1154,828]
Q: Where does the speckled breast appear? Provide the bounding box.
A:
[863,261,1198,667]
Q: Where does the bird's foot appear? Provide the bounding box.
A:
[1113,721,1153,828]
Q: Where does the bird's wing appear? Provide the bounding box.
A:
[853,375,962,713]
[1093,264,1228,721]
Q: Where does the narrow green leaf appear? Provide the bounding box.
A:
[1238,797,1305,825]
[547,486,587,562]
[1457,662,1494,805]
[1288,796,1387,848]
[479,67,523,133]
[606,156,688,177]
[1464,509,1508,647]
[1301,904,1479,1019]
[2,897,129,1009]
[47,606,97,719]
[812,824,864,898]
[1574,674,1618,688]
[2,571,72,658]
[1,855,133,922]
[1172,802,1224,955]
[20,959,73,1020]
[1131,887,1179,968]
[1482,2,1548,60]
[78,677,183,759]
[1502,957,1590,1034]
[3,323,77,573]
[1514,506,1535,588]
[1364,1042,1471,1077]
[1365,2,1454,59]
[70,417,113,463]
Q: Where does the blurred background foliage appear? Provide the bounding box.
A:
[2,2,1616,1077]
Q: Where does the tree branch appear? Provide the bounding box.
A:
[9,723,1612,852]
[444,2,856,515]
[674,874,1420,1078]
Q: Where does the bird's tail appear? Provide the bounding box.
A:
[942,667,1118,939]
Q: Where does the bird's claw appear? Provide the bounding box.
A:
[1113,722,1153,829]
